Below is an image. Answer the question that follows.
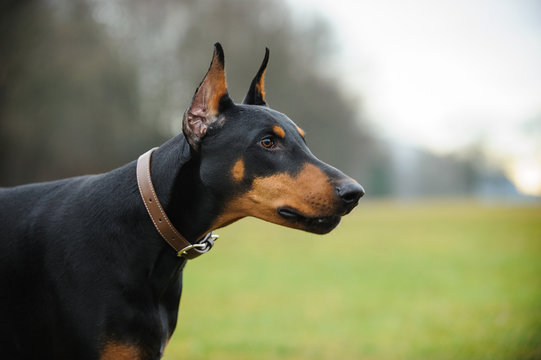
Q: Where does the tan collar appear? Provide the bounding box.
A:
[136,148,217,259]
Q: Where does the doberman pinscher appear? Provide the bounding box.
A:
[0,43,364,359]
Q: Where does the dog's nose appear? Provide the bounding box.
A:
[337,181,365,205]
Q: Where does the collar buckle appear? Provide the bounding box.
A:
[177,232,219,257]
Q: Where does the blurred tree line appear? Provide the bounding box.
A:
[1,0,491,198]
[0,0,378,186]
[0,0,159,184]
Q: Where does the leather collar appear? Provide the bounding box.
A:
[136,148,216,259]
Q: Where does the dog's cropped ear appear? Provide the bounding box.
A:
[242,47,269,106]
[183,43,234,150]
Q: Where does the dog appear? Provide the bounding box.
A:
[0,43,364,359]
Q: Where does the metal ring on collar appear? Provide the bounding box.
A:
[177,243,207,257]
[177,233,219,257]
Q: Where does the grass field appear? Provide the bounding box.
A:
[166,201,541,360]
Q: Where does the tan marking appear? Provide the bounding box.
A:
[272,125,286,139]
[190,50,228,119]
[296,126,305,138]
[211,163,336,231]
[101,342,141,360]
[200,57,227,117]
[232,159,245,182]
[256,68,267,101]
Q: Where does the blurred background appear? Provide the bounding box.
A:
[2,0,540,200]
[1,0,540,359]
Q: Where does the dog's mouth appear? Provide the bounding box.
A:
[277,207,341,234]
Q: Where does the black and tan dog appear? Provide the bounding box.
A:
[0,43,364,359]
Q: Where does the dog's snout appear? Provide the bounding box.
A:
[336,181,365,205]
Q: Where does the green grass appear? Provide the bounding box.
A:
[166,201,541,360]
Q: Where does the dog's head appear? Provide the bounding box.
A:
[183,43,364,234]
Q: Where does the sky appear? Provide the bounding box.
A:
[287,0,541,195]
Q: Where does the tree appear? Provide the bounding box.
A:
[1,0,377,190]
[0,0,160,185]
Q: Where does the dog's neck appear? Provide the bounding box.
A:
[148,134,217,244]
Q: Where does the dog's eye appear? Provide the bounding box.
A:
[259,137,275,149]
